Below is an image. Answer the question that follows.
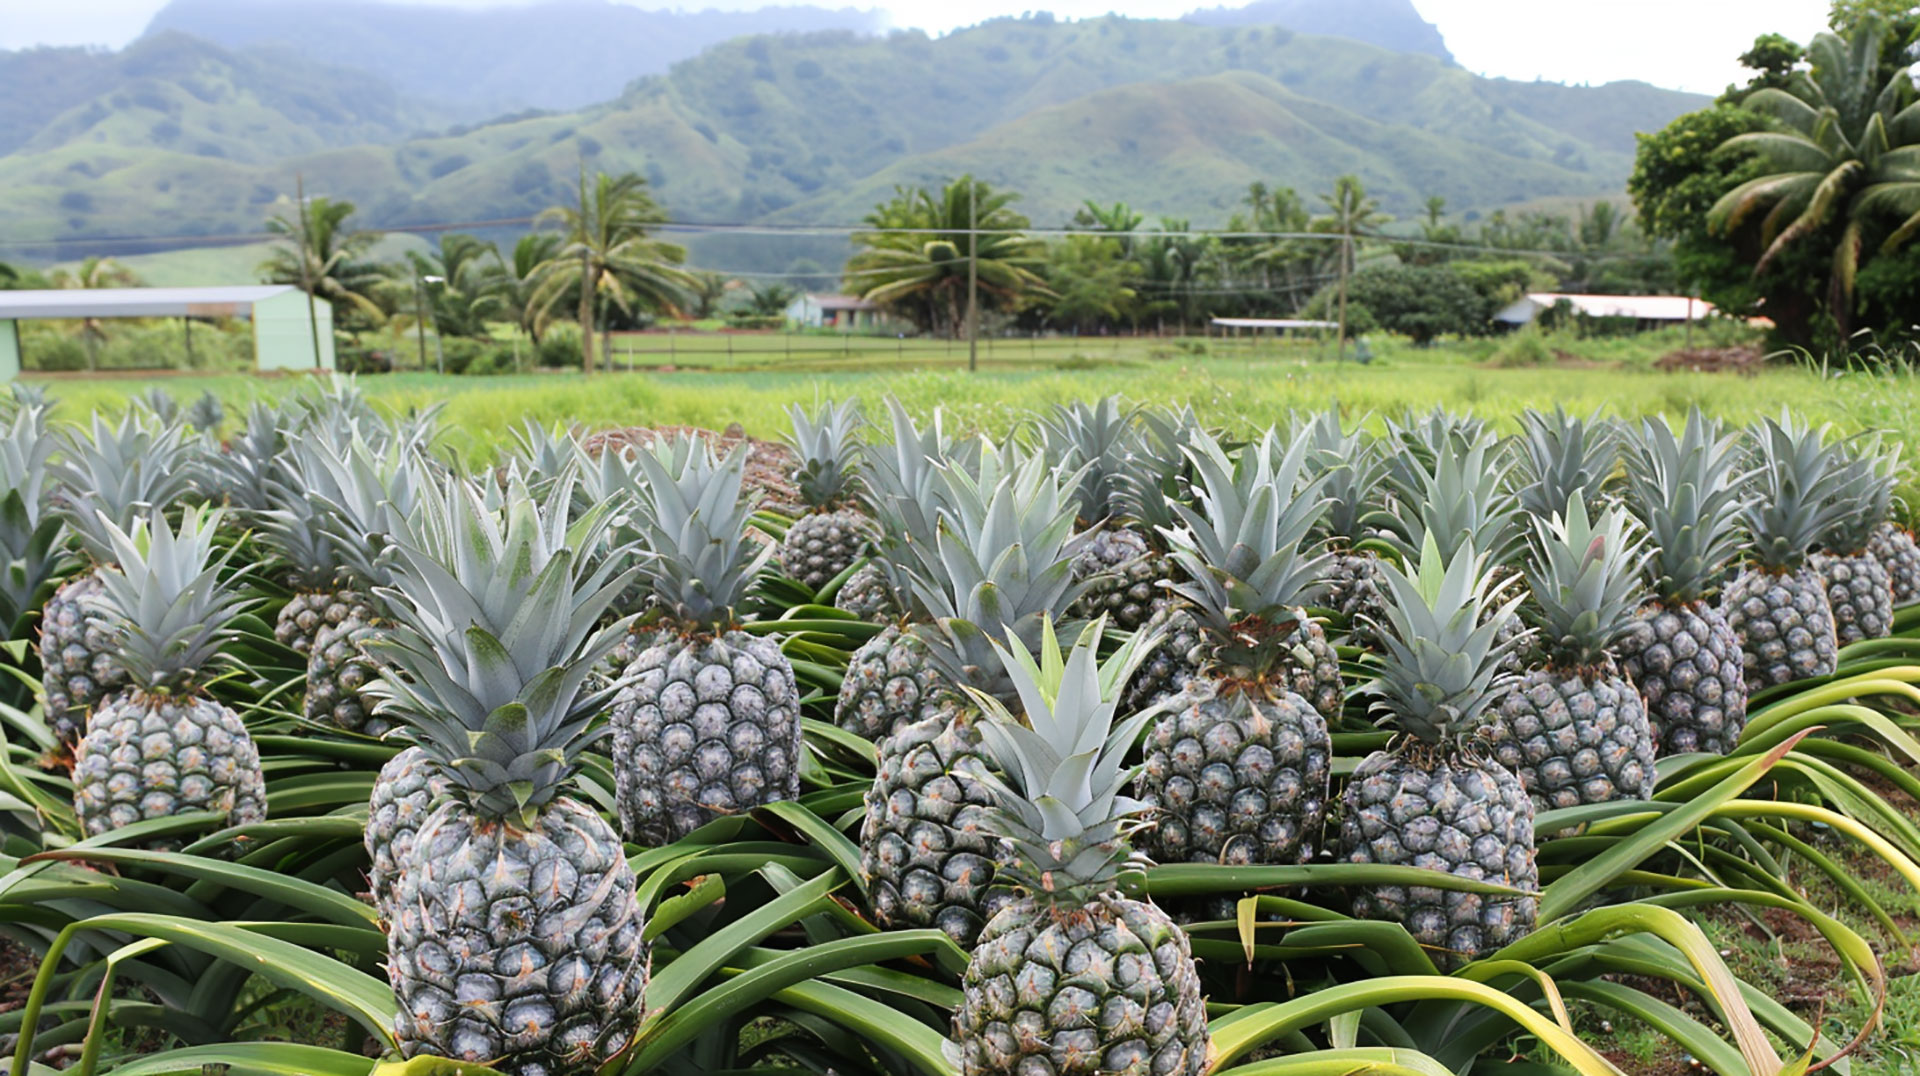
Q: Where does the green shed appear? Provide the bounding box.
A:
[0,285,333,378]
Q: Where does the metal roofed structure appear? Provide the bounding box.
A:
[0,285,334,379]
[1495,293,1716,326]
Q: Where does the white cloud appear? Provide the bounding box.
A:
[0,0,1840,96]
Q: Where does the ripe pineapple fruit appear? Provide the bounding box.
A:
[1720,416,1855,690]
[1487,496,1658,809]
[1813,440,1897,645]
[254,442,370,659]
[367,469,646,1076]
[1132,428,1337,868]
[1340,537,1537,966]
[40,412,196,745]
[1871,521,1920,606]
[954,620,1209,1076]
[860,447,1088,946]
[780,399,878,591]
[1616,412,1753,755]
[1044,396,1168,632]
[363,745,449,918]
[611,436,801,845]
[71,506,266,840]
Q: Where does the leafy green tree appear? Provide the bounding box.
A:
[1071,201,1145,257]
[745,282,799,317]
[1221,182,1319,313]
[847,176,1049,338]
[1707,17,1920,337]
[531,170,693,374]
[259,196,386,331]
[685,271,731,320]
[1315,175,1391,352]
[1044,235,1140,332]
[504,233,563,344]
[1134,219,1216,332]
[402,233,506,339]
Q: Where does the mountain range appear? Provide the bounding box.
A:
[0,0,1706,274]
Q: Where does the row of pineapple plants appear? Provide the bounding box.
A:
[0,381,1917,1076]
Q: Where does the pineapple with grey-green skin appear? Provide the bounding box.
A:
[954,619,1209,1076]
[1486,496,1658,809]
[40,412,197,747]
[1866,440,1920,604]
[1301,409,1394,642]
[363,744,449,918]
[860,446,1089,947]
[1043,396,1169,632]
[1131,428,1337,869]
[254,440,371,661]
[1813,440,1898,645]
[71,506,266,840]
[1720,415,1856,690]
[611,436,801,846]
[1616,411,1753,756]
[1340,537,1536,966]
[780,399,878,591]
[367,470,646,1076]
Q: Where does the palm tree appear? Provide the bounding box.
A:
[50,257,140,371]
[1708,18,1920,336]
[1315,175,1390,357]
[1134,219,1215,333]
[530,169,693,375]
[504,233,563,344]
[406,233,506,339]
[847,176,1051,338]
[259,196,386,330]
[1072,200,1145,257]
[745,282,799,318]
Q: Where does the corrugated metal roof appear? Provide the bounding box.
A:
[0,286,297,319]
[1495,293,1714,323]
[1210,317,1340,329]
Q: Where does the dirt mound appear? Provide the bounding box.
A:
[581,423,802,514]
[1654,346,1765,374]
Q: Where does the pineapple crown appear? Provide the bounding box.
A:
[1513,407,1618,521]
[509,420,582,494]
[1382,407,1491,505]
[1039,395,1141,526]
[1739,413,1859,573]
[295,435,435,592]
[0,408,65,634]
[1113,404,1204,540]
[185,392,225,435]
[85,505,254,693]
[966,618,1163,906]
[50,411,198,565]
[628,434,771,633]
[1302,408,1392,546]
[1821,436,1899,555]
[202,403,289,516]
[367,470,637,821]
[862,399,977,601]
[1165,427,1331,675]
[135,387,181,427]
[1520,494,1651,668]
[787,399,866,511]
[909,445,1089,705]
[256,439,354,592]
[1620,410,1750,604]
[1361,535,1527,747]
[1387,430,1525,568]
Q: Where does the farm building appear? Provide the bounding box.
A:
[0,285,333,378]
[1494,293,1714,329]
[786,293,891,331]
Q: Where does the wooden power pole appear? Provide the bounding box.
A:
[967,180,979,373]
[295,174,324,370]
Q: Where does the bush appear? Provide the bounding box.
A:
[537,325,583,368]
[30,336,87,372]
[724,315,786,331]
[441,337,519,376]
[1487,325,1556,367]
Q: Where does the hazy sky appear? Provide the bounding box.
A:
[1,0,1835,94]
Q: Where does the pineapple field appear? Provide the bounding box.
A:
[8,374,1920,1076]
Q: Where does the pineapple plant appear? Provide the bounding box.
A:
[1720,416,1855,690]
[779,399,878,591]
[1340,536,1536,965]
[611,436,801,845]
[366,471,646,1076]
[71,506,267,840]
[1865,443,1920,603]
[1301,409,1393,638]
[1130,428,1338,868]
[1512,407,1617,521]
[860,447,1088,946]
[1486,495,1658,809]
[1616,412,1753,756]
[0,405,63,647]
[953,619,1209,1076]
[363,744,449,918]
[1813,441,1897,644]
[40,412,196,746]
[1043,396,1168,632]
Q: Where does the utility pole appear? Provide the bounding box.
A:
[295,174,324,370]
[967,179,979,373]
[1336,223,1351,363]
[412,268,430,371]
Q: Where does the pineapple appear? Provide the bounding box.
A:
[1616,412,1753,756]
[1813,440,1897,644]
[1512,407,1617,521]
[1302,409,1393,639]
[367,470,645,1076]
[1131,428,1338,869]
[780,399,877,591]
[1720,416,1855,690]
[40,412,196,745]
[200,402,287,517]
[363,744,449,918]
[954,620,1208,1076]
[1871,522,1920,606]
[611,436,801,845]
[1044,397,1168,632]
[1340,537,1536,966]
[860,447,1087,946]
[1487,496,1658,809]
[0,405,63,647]
[70,506,266,840]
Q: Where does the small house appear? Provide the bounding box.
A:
[787,293,887,331]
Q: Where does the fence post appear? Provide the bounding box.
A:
[787,332,792,362]
[669,329,676,366]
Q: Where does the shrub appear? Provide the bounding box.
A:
[1487,325,1555,367]
[537,325,583,368]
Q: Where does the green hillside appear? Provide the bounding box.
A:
[0,14,1707,269]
